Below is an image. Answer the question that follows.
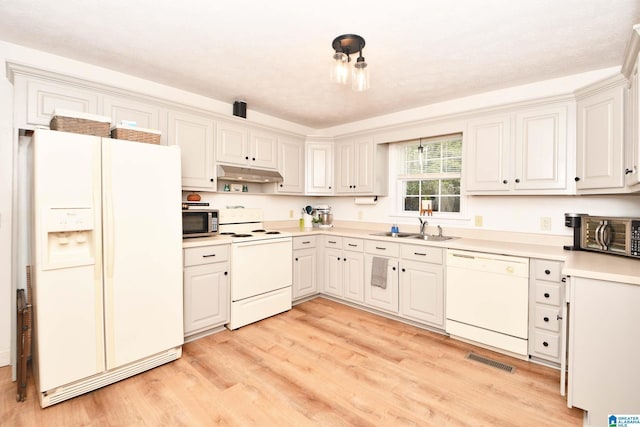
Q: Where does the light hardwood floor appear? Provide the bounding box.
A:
[1,297,583,426]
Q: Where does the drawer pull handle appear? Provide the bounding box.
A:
[561,277,566,283]
[348,243,358,247]
[544,293,550,298]
[328,240,337,244]
[557,315,563,320]
[543,341,549,347]
[544,269,551,275]
[375,247,386,250]
[202,254,216,258]
[543,316,549,322]
[302,241,311,244]
[414,252,426,256]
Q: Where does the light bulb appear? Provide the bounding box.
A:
[330,52,349,85]
[352,57,369,91]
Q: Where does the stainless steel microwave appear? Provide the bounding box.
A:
[581,216,640,258]
[182,209,219,238]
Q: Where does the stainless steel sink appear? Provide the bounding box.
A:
[412,234,457,242]
[369,232,418,238]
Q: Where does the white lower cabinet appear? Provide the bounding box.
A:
[364,240,400,313]
[528,259,565,366]
[321,236,364,303]
[292,236,318,300]
[183,244,230,338]
[399,245,444,328]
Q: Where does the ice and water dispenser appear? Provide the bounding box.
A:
[44,207,96,270]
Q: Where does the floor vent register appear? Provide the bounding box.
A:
[465,352,516,373]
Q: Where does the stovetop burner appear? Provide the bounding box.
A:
[251,229,266,233]
[265,231,281,234]
[233,233,253,238]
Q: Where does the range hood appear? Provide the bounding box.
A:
[216,164,283,183]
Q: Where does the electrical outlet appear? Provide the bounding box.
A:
[474,215,483,227]
[540,216,552,231]
[358,211,363,220]
[289,210,293,218]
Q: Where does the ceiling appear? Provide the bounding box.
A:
[0,1,638,129]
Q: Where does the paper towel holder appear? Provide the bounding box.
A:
[354,196,378,205]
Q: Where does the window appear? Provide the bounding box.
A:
[397,134,462,214]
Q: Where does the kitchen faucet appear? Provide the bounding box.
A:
[437,225,443,237]
[418,217,429,235]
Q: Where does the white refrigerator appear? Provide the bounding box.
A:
[30,129,184,407]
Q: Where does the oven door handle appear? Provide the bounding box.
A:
[233,237,291,247]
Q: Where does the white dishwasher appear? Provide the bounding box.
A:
[446,249,529,357]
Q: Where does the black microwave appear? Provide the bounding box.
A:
[182,209,219,238]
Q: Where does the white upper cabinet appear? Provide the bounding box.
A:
[465,103,569,194]
[305,141,334,195]
[276,136,305,194]
[216,121,278,169]
[335,136,388,195]
[514,106,567,190]
[575,76,625,192]
[168,110,216,190]
[465,114,512,192]
[11,74,99,129]
[102,95,165,144]
[623,26,640,189]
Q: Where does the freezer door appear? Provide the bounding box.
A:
[31,130,105,391]
[102,139,184,369]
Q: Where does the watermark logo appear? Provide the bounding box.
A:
[610,415,640,427]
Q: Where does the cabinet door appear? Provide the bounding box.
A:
[335,142,355,194]
[465,115,512,191]
[293,248,317,299]
[103,96,165,144]
[354,138,375,193]
[168,111,215,190]
[626,59,640,187]
[514,106,567,190]
[306,142,334,195]
[323,247,343,297]
[364,255,399,313]
[399,260,444,327]
[183,262,229,336]
[276,137,305,194]
[23,77,99,127]
[343,251,364,303]
[217,121,248,165]
[249,129,278,169]
[575,84,625,190]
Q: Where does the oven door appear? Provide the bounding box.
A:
[230,237,292,301]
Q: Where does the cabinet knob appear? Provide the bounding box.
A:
[561,277,566,283]
[544,269,551,275]
[210,178,214,182]
[557,314,563,321]
[392,266,396,271]
[252,157,256,161]
[328,186,332,189]
[344,258,347,262]
[402,268,406,272]
[574,176,580,182]
[515,178,520,183]
[337,257,341,261]
[245,156,249,160]
[544,292,550,298]
[543,316,549,322]
[279,184,283,187]
[224,271,228,275]
[502,180,508,184]
[295,257,299,261]
[543,341,549,347]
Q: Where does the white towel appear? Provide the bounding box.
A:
[371,257,388,289]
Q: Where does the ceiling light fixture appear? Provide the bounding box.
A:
[331,34,369,92]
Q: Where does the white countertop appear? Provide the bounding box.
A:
[183,226,640,286]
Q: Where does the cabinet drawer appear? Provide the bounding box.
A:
[400,244,443,264]
[534,282,561,306]
[184,245,229,267]
[534,305,561,332]
[365,240,400,257]
[343,238,364,252]
[324,236,343,248]
[533,260,563,282]
[531,331,560,360]
[293,235,317,250]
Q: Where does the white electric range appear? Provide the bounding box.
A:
[219,208,293,329]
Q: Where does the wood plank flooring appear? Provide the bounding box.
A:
[1,297,583,426]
